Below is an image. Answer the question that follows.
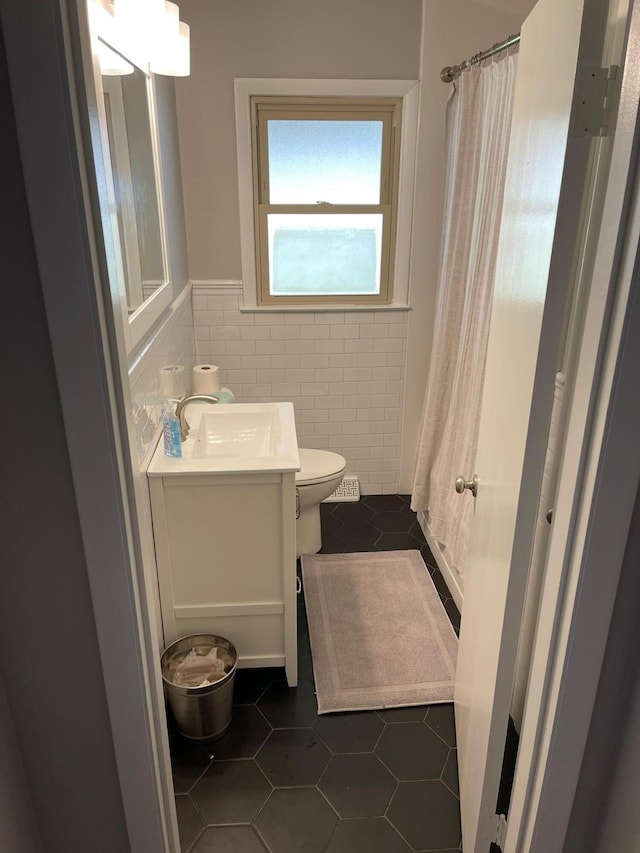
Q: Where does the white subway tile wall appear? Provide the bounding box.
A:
[194,289,408,494]
[129,291,196,467]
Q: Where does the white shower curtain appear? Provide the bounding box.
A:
[411,51,519,579]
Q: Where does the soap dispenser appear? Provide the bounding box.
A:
[162,399,182,458]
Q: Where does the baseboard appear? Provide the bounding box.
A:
[237,655,285,668]
[417,510,464,612]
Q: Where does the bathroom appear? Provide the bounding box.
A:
[125,1,530,848]
[3,0,640,851]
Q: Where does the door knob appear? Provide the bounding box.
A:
[455,474,478,497]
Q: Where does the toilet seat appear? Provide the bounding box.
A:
[295,449,347,486]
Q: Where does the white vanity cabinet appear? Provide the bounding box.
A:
[147,403,299,686]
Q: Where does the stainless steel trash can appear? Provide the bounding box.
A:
[161,634,237,742]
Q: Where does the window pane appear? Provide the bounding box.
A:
[267,214,383,296]
[267,121,383,204]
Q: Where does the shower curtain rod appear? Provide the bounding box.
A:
[440,33,520,83]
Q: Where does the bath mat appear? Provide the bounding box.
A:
[301,550,457,714]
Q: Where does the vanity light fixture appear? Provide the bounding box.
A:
[104,0,190,77]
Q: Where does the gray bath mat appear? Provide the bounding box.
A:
[301,550,457,714]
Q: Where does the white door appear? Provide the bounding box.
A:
[454,0,610,848]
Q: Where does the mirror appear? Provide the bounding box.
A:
[88,10,173,354]
[101,67,164,313]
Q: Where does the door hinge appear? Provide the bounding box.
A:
[491,813,508,849]
[571,65,621,138]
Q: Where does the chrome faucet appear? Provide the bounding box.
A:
[175,394,221,441]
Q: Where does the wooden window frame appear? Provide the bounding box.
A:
[250,95,402,307]
[234,79,419,313]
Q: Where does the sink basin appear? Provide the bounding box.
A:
[147,402,300,476]
[194,407,277,458]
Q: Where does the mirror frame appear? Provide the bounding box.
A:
[88,1,172,355]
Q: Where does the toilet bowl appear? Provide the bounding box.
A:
[295,449,347,556]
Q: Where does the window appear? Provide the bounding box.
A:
[251,97,401,307]
[235,80,419,311]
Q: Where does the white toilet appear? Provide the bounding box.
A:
[295,448,347,556]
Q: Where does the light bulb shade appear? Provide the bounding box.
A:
[175,21,190,76]
[113,0,165,65]
[114,0,165,30]
[150,15,190,76]
[161,1,180,31]
[97,40,134,75]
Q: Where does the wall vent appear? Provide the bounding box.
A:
[323,476,360,503]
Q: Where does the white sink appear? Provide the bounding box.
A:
[147,402,300,476]
[194,407,277,458]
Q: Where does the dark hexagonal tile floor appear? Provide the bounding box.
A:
[314,710,383,753]
[377,531,428,550]
[257,674,319,728]
[256,728,331,787]
[190,760,271,825]
[191,825,268,852]
[425,704,457,748]
[175,794,204,851]
[372,510,418,533]
[319,753,397,818]
[377,706,427,724]
[208,705,271,761]
[329,501,376,523]
[170,737,212,794]
[365,494,408,512]
[445,598,462,633]
[420,543,439,572]
[318,530,347,553]
[376,722,450,781]
[233,667,279,705]
[338,521,381,552]
[442,748,460,798]
[254,788,339,853]
[387,780,461,851]
[325,818,411,852]
[430,567,453,599]
[173,495,462,852]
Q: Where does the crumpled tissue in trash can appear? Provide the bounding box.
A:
[165,646,231,688]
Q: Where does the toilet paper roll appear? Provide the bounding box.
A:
[192,364,222,395]
[158,364,186,399]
